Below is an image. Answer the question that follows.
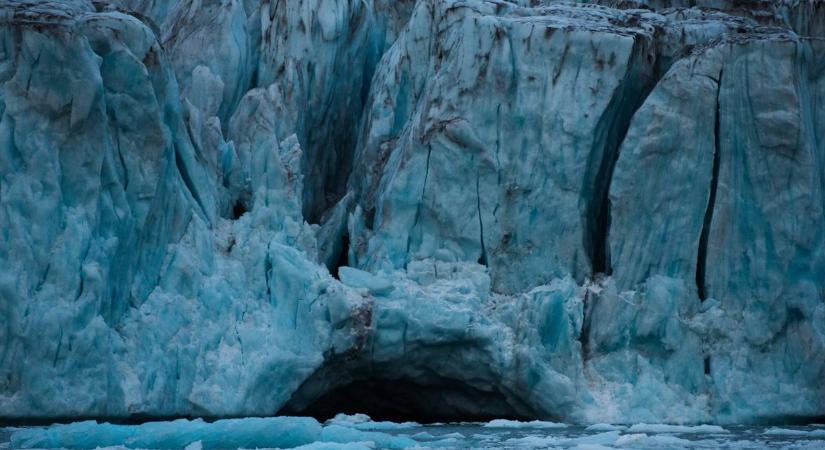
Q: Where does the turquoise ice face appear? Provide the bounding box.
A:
[0,0,823,425]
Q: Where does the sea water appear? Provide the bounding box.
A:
[2,416,825,449]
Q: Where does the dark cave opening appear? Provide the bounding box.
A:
[231,200,247,220]
[329,232,350,280]
[282,377,530,424]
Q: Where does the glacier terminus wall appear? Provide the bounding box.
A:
[0,0,824,424]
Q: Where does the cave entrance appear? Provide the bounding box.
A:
[282,376,531,423]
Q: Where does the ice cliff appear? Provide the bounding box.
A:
[0,0,823,425]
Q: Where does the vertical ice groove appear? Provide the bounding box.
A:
[583,35,658,277]
[265,241,273,300]
[406,142,432,255]
[476,169,487,266]
[174,143,208,221]
[51,328,63,368]
[115,132,129,190]
[579,288,592,362]
[697,69,723,302]
[495,104,502,185]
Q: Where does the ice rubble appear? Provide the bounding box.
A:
[8,415,463,449]
[0,0,824,425]
[8,417,825,450]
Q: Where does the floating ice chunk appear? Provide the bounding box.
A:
[10,421,133,449]
[10,417,322,449]
[347,421,419,431]
[569,431,621,446]
[425,437,466,447]
[615,433,694,447]
[184,440,203,450]
[763,427,825,437]
[504,431,619,448]
[327,413,373,425]
[627,423,728,434]
[320,425,417,449]
[411,432,435,439]
[793,442,825,450]
[503,435,562,447]
[571,446,613,450]
[613,433,647,445]
[483,419,568,429]
[326,414,418,431]
[584,423,626,432]
[337,267,394,295]
[440,432,465,438]
[292,442,376,450]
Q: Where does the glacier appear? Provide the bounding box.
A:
[0,0,823,427]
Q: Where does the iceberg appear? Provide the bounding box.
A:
[0,0,824,426]
[9,417,322,449]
